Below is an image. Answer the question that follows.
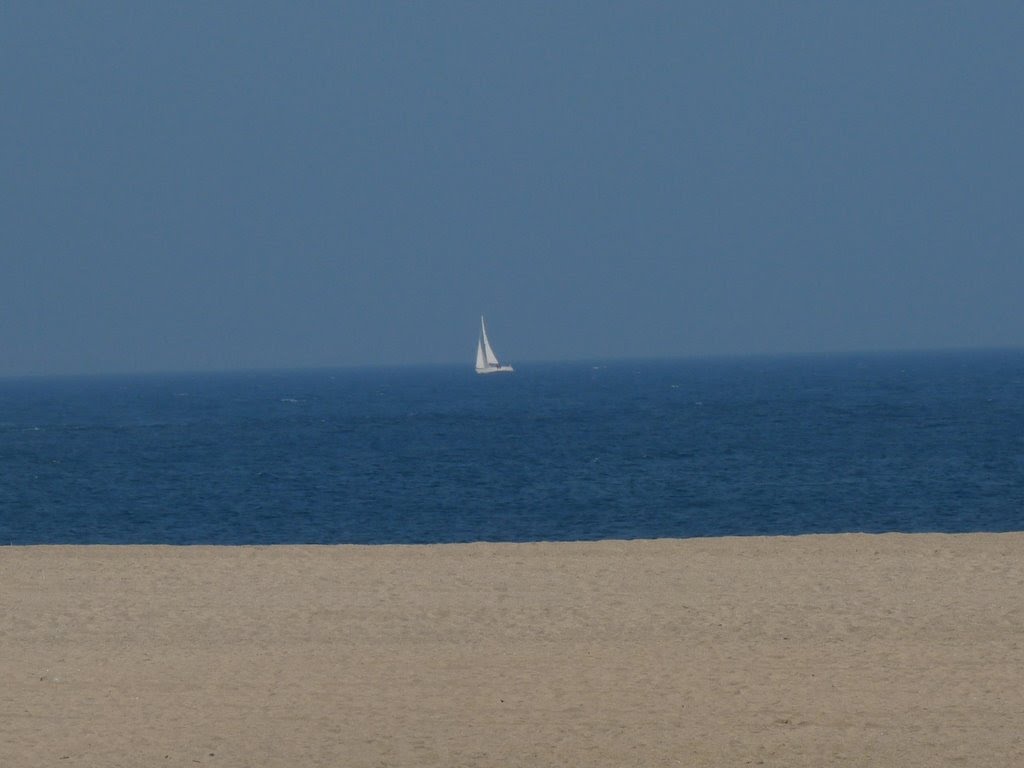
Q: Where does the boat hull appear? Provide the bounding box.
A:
[475,365,514,375]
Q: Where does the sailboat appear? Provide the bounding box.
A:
[475,316,514,374]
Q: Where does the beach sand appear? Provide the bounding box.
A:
[2,533,1023,767]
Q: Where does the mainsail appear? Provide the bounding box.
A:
[475,336,487,370]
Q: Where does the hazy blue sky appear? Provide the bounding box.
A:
[2,3,1022,376]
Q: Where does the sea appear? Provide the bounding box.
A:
[1,349,1022,545]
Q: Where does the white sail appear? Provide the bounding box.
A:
[475,316,514,374]
[475,337,486,371]
[480,317,500,366]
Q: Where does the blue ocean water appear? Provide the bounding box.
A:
[1,350,1022,544]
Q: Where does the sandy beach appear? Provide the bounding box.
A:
[2,533,1023,767]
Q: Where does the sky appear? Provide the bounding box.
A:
[2,2,1022,376]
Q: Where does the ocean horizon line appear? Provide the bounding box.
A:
[2,344,1021,383]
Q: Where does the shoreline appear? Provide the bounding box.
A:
[3,532,1023,767]
[6,527,1021,547]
